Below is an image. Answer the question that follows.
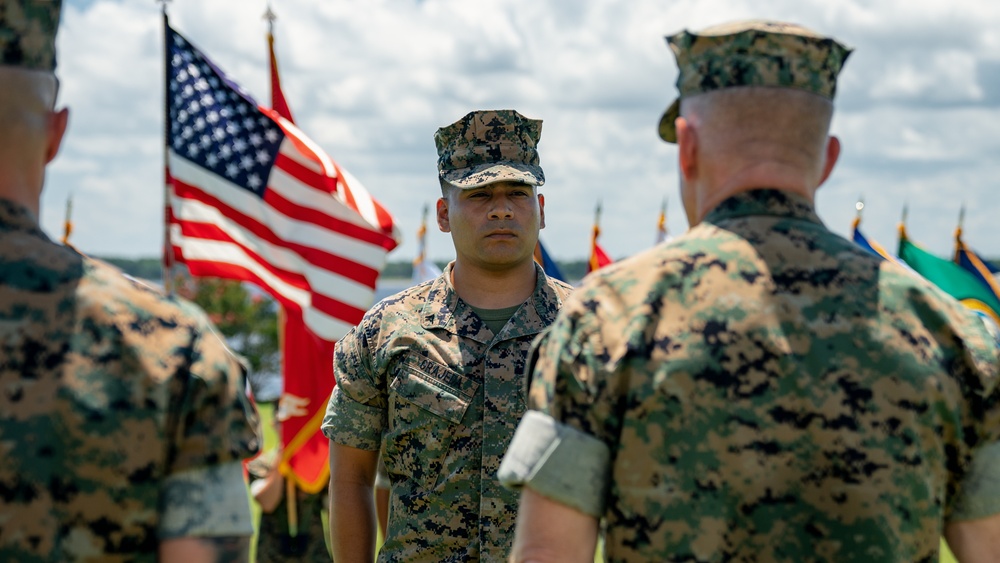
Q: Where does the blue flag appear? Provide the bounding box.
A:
[534,239,565,282]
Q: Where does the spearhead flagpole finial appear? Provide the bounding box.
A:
[264,3,277,34]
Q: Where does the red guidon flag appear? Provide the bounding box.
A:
[164,19,399,491]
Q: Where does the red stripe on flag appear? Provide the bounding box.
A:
[274,151,337,196]
[310,292,367,327]
[172,179,382,287]
[174,220,311,292]
[171,249,300,310]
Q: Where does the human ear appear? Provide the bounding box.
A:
[436,197,451,233]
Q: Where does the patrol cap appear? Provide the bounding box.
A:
[658,20,852,143]
[435,109,545,189]
[0,0,61,72]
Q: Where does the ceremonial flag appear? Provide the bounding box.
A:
[898,224,1000,327]
[587,202,613,274]
[954,211,1000,285]
[851,215,910,269]
[163,19,399,491]
[412,203,442,284]
[533,239,565,282]
[952,219,1000,342]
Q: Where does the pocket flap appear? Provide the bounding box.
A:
[390,357,479,424]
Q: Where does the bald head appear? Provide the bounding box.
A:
[682,87,833,170]
[675,86,840,224]
[0,66,67,215]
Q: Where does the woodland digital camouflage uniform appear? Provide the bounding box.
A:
[435,110,544,189]
[0,199,261,560]
[0,0,59,71]
[322,262,572,562]
[501,20,1000,563]
[508,190,1000,562]
[656,20,851,143]
[247,451,330,562]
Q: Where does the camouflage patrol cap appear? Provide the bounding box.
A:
[0,0,61,71]
[435,109,545,189]
[658,20,852,143]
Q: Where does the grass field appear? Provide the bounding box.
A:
[249,403,961,563]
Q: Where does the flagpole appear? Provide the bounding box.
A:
[61,193,73,246]
[160,0,174,293]
[954,203,966,261]
[590,201,602,271]
[852,196,864,231]
[656,197,667,245]
[265,2,300,539]
[898,203,908,242]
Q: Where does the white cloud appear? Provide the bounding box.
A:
[44,0,1000,266]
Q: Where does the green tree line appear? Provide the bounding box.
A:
[95,256,603,283]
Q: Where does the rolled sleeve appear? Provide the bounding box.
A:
[320,324,387,450]
[949,441,1000,521]
[499,410,611,518]
[158,461,254,539]
[321,385,385,450]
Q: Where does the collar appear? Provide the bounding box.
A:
[420,261,563,344]
[703,189,823,226]
[0,198,45,237]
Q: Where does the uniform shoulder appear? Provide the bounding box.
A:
[544,276,575,300]
[360,277,437,327]
[80,257,213,329]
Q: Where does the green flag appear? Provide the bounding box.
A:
[898,232,1000,327]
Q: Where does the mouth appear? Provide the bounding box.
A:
[486,230,517,239]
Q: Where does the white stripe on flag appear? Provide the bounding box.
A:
[170,224,310,307]
[172,195,381,307]
[170,153,389,270]
[170,225,356,339]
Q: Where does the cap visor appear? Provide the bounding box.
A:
[441,161,545,189]
[658,99,680,143]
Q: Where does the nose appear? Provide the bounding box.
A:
[489,195,514,220]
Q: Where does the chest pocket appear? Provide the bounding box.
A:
[390,356,479,425]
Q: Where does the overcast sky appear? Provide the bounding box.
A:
[44,0,1000,265]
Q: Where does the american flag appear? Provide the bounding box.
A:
[165,23,400,341]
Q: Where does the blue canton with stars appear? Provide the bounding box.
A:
[167,26,284,198]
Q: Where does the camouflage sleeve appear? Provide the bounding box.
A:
[321,323,386,450]
[499,410,610,517]
[501,285,625,515]
[168,306,261,474]
[949,442,1000,521]
[158,461,254,539]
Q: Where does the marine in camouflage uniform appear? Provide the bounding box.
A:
[248,449,331,562]
[323,110,572,562]
[501,21,1000,562]
[0,2,261,561]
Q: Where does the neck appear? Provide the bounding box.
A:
[450,258,537,309]
[695,160,817,223]
[0,175,42,218]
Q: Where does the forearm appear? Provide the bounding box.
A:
[945,515,1000,563]
[509,488,599,563]
[329,480,378,563]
